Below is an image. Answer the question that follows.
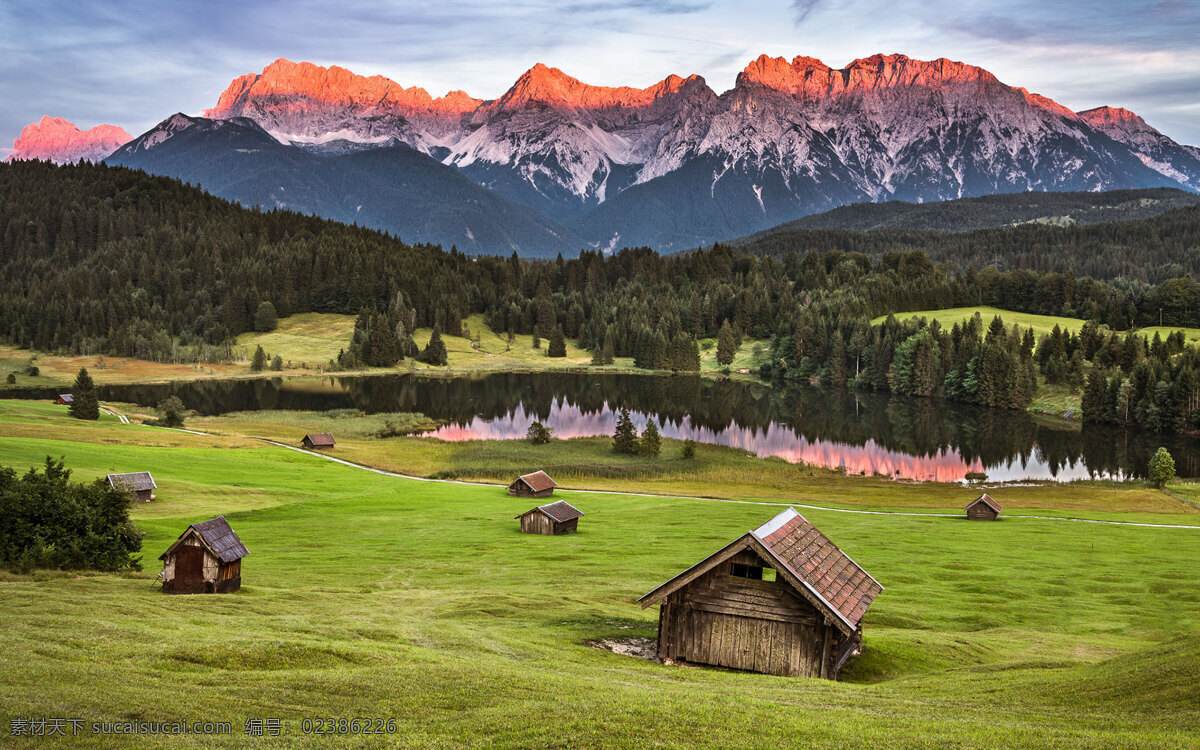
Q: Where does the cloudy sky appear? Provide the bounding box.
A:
[2,0,1199,154]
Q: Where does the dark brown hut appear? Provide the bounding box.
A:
[515,500,584,535]
[107,472,157,502]
[508,470,557,498]
[301,432,336,450]
[965,493,1002,521]
[638,508,882,680]
[55,394,73,405]
[159,516,248,594]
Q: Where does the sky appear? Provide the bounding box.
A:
[2,0,1199,156]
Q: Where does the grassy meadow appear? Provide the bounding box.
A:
[2,401,1200,747]
[3,313,771,391]
[873,305,1200,343]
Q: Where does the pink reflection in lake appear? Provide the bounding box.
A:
[430,402,988,482]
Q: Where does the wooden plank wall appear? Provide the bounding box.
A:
[657,550,831,677]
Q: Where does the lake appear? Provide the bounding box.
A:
[10,372,1196,481]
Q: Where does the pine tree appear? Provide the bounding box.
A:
[419,325,449,366]
[68,367,99,420]
[612,407,639,455]
[640,419,661,457]
[250,345,267,372]
[270,354,283,371]
[547,324,567,357]
[716,320,737,366]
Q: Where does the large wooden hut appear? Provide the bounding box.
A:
[55,394,73,405]
[301,432,336,450]
[107,472,157,502]
[508,470,557,498]
[515,500,584,535]
[159,516,248,594]
[638,508,882,680]
[965,493,1002,521]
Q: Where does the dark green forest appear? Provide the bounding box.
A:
[4,160,1200,432]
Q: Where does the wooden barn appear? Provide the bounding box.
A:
[159,516,248,594]
[55,394,73,405]
[966,493,1002,521]
[301,432,336,450]
[107,472,157,502]
[638,508,882,680]
[515,500,584,535]
[508,470,557,498]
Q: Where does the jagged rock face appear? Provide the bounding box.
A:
[204,58,480,148]
[183,53,1200,250]
[6,116,132,164]
[1078,106,1200,190]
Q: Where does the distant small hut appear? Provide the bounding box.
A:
[159,515,248,594]
[515,500,584,535]
[107,472,157,502]
[638,508,882,680]
[55,394,73,405]
[508,470,557,498]
[301,432,336,450]
[965,493,1002,521]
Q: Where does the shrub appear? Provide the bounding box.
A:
[5,373,14,385]
[526,421,553,444]
[681,439,696,460]
[1149,447,1176,488]
[0,457,143,572]
[254,301,278,332]
[153,396,186,428]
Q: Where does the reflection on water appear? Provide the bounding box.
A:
[430,403,988,482]
[8,372,1195,481]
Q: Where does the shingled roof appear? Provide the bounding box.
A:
[159,515,249,563]
[107,472,157,492]
[966,493,1002,512]
[515,470,557,493]
[639,508,883,634]
[516,499,584,523]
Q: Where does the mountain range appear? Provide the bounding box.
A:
[10,53,1200,255]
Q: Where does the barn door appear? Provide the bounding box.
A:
[176,544,205,588]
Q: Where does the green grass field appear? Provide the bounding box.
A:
[2,402,1200,747]
[873,305,1200,343]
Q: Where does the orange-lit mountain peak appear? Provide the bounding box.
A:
[205,58,481,119]
[493,63,710,110]
[7,116,131,164]
[1078,105,1150,130]
[739,52,1001,96]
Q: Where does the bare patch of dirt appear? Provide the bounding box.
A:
[586,637,657,660]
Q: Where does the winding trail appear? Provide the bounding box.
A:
[257,440,1200,531]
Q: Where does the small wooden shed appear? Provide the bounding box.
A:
[159,515,248,594]
[966,493,1002,521]
[638,508,882,680]
[55,394,74,405]
[515,500,584,535]
[302,432,336,450]
[107,472,157,502]
[508,470,557,498]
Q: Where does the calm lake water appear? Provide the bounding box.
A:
[12,372,1197,482]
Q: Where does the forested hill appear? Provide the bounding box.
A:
[738,188,1200,236]
[737,201,1200,283]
